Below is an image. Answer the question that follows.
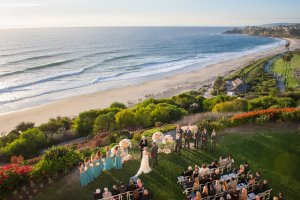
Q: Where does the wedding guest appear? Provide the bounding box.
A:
[119,181,127,194]
[175,132,182,155]
[85,157,94,184]
[230,190,239,200]
[132,190,140,200]
[193,165,199,179]
[248,174,255,185]
[201,185,209,198]
[182,166,193,177]
[237,164,245,175]
[141,189,152,200]
[228,178,237,191]
[184,177,194,189]
[208,184,216,196]
[111,185,120,199]
[128,180,136,191]
[273,197,279,200]
[199,164,209,176]
[139,136,148,159]
[199,174,208,185]
[222,180,229,191]
[201,128,208,150]
[226,194,232,200]
[193,127,201,149]
[239,188,247,200]
[244,161,250,173]
[136,179,144,190]
[114,146,122,170]
[278,192,284,200]
[192,177,200,191]
[79,162,88,187]
[211,129,217,151]
[260,180,269,192]
[105,146,113,170]
[211,169,221,180]
[151,142,158,167]
[102,187,112,199]
[255,171,261,182]
[91,154,100,178]
[184,126,192,149]
[94,188,102,200]
[208,160,218,169]
[176,124,184,147]
[193,191,201,200]
[214,180,222,193]
[96,150,104,175]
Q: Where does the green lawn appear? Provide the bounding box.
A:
[271,53,300,88]
[32,123,300,200]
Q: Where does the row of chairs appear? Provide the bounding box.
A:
[95,189,143,200]
[177,163,232,185]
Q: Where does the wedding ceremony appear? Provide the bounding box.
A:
[0,0,300,200]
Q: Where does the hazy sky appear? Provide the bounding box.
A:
[0,0,299,28]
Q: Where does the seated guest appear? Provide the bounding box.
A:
[201,185,209,198]
[182,166,193,177]
[184,177,194,189]
[278,192,284,200]
[247,174,255,185]
[102,187,112,199]
[212,169,221,180]
[94,188,102,200]
[244,162,250,174]
[255,171,261,182]
[230,190,239,200]
[208,160,218,169]
[136,179,144,190]
[193,165,200,179]
[228,178,237,190]
[237,165,245,175]
[226,194,232,200]
[141,189,152,200]
[193,191,201,200]
[255,196,261,200]
[218,156,227,168]
[273,197,279,200]
[214,180,222,194]
[222,180,229,191]
[111,185,120,198]
[199,174,208,185]
[119,181,127,194]
[208,184,216,196]
[199,164,209,175]
[260,180,269,192]
[239,188,247,200]
[132,190,140,200]
[192,177,200,191]
[127,180,136,191]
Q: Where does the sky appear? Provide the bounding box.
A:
[0,0,299,28]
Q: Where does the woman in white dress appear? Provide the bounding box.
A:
[135,147,152,177]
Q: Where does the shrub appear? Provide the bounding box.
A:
[93,112,116,134]
[150,103,187,123]
[108,130,131,143]
[115,109,136,129]
[0,164,33,198]
[134,107,153,128]
[39,117,71,134]
[73,110,98,136]
[110,102,127,109]
[248,96,295,111]
[1,128,46,160]
[212,99,248,112]
[171,91,203,111]
[32,146,82,178]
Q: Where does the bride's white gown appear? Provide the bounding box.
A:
[135,150,152,177]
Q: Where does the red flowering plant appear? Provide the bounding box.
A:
[229,107,300,126]
[0,164,33,197]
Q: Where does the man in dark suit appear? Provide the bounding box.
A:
[175,132,182,155]
[176,124,183,148]
[151,142,158,167]
[193,127,201,149]
[139,136,148,159]
[183,127,192,149]
[201,128,208,150]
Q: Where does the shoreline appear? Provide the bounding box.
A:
[1,38,299,134]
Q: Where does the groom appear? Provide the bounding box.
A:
[139,136,148,159]
[151,142,158,167]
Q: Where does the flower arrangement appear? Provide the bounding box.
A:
[152,132,163,143]
[181,125,198,133]
[162,135,174,144]
[158,148,172,154]
[119,139,132,149]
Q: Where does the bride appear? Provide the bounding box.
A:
[135,147,152,177]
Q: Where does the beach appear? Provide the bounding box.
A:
[0,38,299,134]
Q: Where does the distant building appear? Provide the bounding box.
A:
[226,78,249,96]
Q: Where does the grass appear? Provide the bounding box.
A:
[271,52,300,88]
[32,122,300,200]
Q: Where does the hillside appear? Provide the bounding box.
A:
[224,24,300,38]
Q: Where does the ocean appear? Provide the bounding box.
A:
[0,27,284,114]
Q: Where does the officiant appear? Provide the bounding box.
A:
[139,136,148,159]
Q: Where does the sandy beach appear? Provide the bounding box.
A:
[0,38,299,134]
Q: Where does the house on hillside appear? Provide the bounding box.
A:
[226,78,249,96]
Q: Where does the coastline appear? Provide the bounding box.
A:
[1,38,299,134]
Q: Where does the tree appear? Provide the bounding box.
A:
[110,102,127,109]
[115,109,136,129]
[212,76,226,95]
[134,107,152,127]
[93,112,116,134]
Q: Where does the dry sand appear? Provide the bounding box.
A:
[0,38,299,134]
